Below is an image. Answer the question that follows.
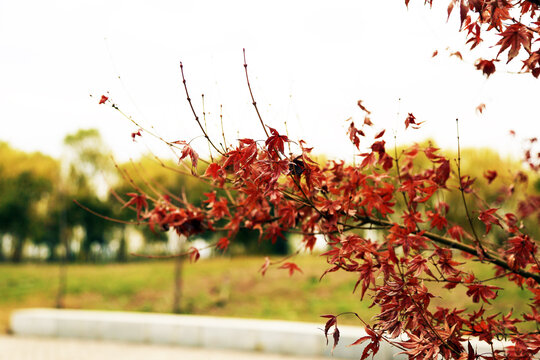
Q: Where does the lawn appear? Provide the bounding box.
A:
[0,255,533,334]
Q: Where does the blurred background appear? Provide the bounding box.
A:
[0,0,538,337]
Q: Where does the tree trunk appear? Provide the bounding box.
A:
[56,209,68,308]
[11,237,24,262]
[0,235,4,261]
[55,256,67,309]
[116,232,127,262]
[172,235,185,313]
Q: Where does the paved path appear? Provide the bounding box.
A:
[0,335,329,360]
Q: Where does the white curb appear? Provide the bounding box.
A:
[10,309,397,359]
[10,309,509,359]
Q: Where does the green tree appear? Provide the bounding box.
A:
[0,142,59,262]
[0,171,51,262]
[62,129,117,261]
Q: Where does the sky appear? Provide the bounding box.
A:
[0,0,538,164]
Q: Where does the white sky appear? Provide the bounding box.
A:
[0,0,538,163]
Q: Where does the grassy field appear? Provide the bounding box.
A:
[0,255,533,334]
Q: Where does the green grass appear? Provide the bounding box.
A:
[0,255,534,334]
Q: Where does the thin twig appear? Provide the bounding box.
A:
[456,118,487,258]
[202,94,214,162]
[73,200,141,225]
[179,62,225,155]
[220,104,228,152]
[243,49,269,138]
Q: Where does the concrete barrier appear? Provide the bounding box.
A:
[10,309,509,359]
[10,309,398,359]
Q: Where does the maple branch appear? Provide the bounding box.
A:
[510,17,540,36]
[129,160,170,202]
[455,118,487,258]
[128,160,191,207]
[348,214,540,284]
[116,163,157,204]
[73,199,141,225]
[268,249,301,266]
[108,101,188,154]
[179,62,225,156]
[130,242,214,259]
[243,48,270,138]
[288,174,327,220]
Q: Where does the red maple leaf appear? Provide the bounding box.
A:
[450,51,463,60]
[320,315,338,347]
[347,121,364,149]
[478,208,502,234]
[460,175,475,193]
[476,103,486,114]
[259,256,271,276]
[279,262,303,276]
[496,24,533,63]
[475,59,497,77]
[188,247,200,262]
[131,129,142,141]
[466,284,501,303]
[349,327,381,360]
[363,116,373,126]
[507,235,537,269]
[204,163,223,180]
[424,146,443,161]
[265,126,288,156]
[216,237,230,251]
[404,113,422,129]
[483,170,497,184]
[99,95,108,104]
[426,210,448,230]
[433,159,450,187]
[504,213,519,233]
[180,144,199,168]
[122,193,148,220]
[357,100,371,114]
[447,225,464,242]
